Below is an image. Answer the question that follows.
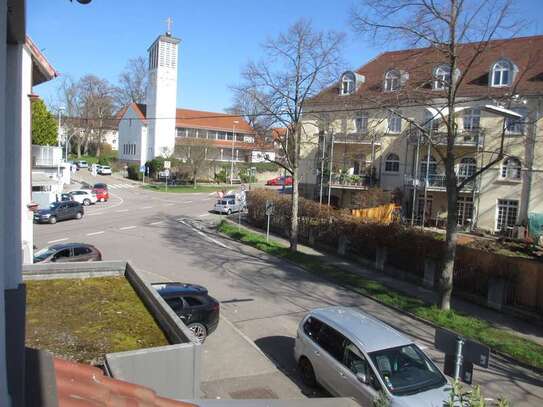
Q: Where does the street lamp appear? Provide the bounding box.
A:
[230,120,239,185]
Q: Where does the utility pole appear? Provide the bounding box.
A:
[319,133,326,206]
[421,131,432,229]
[230,120,239,185]
[410,129,421,226]
[327,133,335,207]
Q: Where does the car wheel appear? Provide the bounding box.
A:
[83,199,91,206]
[49,216,57,225]
[226,209,232,215]
[187,322,207,343]
[75,212,82,220]
[298,357,317,387]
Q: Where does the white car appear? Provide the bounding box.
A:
[97,165,112,175]
[69,190,98,206]
[294,307,450,407]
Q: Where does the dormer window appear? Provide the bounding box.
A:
[341,72,356,95]
[433,65,451,90]
[491,59,513,87]
[384,70,401,92]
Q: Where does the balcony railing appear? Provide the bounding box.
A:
[405,174,476,191]
[328,174,377,189]
[408,129,484,147]
[333,133,381,144]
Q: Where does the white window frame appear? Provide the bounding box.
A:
[433,65,451,90]
[500,157,521,180]
[495,199,519,231]
[458,157,476,179]
[505,108,527,135]
[491,60,513,87]
[355,112,368,133]
[384,153,400,173]
[388,113,402,133]
[463,108,480,131]
[341,72,355,95]
[384,70,400,92]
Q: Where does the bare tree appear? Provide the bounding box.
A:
[175,140,217,188]
[235,19,345,251]
[351,0,519,310]
[113,56,148,108]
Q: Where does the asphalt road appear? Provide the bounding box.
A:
[34,173,543,406]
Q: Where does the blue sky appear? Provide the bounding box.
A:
[28,0,541,113]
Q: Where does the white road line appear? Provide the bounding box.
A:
[165,203,175,206]
[182,200,193,204]
[149,221,164,225]
[178,220,232,249]
[47,238,68,244]
[119,226,136,231]
[198,213,211,217]
[87,213,100,216]
[115,209,129,213]
[87,231,105,236]
[142,206,153,209]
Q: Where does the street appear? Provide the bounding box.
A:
[34,173,543,405]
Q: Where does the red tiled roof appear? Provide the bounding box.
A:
[176,108,254,134]
[309,35,543,106]
[54,357,198,407]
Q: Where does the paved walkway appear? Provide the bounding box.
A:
[234,220,543,348]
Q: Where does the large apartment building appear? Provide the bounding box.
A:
[300,35,543,233]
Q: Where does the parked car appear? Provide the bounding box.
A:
[34,201,84,224]
[92,185,109,202]
[69,189,98,206]
[213,194,244,214]
[152,282,220,343]
[94,182,108,190]
[33,243,101,263]
[75,160,88,169]
[97,165,112,175]
[294,307,450,407]
[58,193,73,202]
[266,176,292,186]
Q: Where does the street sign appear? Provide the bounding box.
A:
[139,165,146,173]
[435,328,490,368]
[444,355,474,385]
[265,200,274,216]
[164,160,171,169]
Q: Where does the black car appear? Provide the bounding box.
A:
[152,282,220,342]
[33,243,102,263]
[34,201,84,224]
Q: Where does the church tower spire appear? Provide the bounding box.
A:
[145,23,180,158]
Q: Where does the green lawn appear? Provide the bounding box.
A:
[25,277,169,363]
[218,220,543,371]
[144,184,222,193]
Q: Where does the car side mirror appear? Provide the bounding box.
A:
[356,373,369,384]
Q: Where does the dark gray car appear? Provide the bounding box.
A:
[33,243,102,263]
[34,201,84,224]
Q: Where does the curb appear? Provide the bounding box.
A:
[217,219,543,376]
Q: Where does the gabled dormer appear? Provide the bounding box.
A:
[490,58,517,87]
[340,71,365,95]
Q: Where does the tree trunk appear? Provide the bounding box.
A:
[193,169,197,189]
[76,138,81,158]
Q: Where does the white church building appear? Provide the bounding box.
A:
[117,29,273,166]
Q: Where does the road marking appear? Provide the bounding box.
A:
[198,213,211,217]
[87,231,105,236]
[149,221,164,226]
[87,213,100,216]
[47,238,68,244]
[142,206,153,209]
[182,200,193,204]
[115,209,129,213]
[165,203,175,206]
[178,219,231,249]
[119,226,136,230]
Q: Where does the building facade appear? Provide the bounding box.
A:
[300,35,543,233]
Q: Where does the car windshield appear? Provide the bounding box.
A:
[369,344,446,396]
[33,247,56,262]
[48,202,60,209]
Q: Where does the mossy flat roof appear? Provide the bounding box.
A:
[25,276,169,364]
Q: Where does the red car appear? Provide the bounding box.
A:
[92,184,109,202]
[266,176,293,186]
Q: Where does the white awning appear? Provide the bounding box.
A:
[483,105,523,118]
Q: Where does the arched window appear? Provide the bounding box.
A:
[491,60,513,87]
[421,155,437,176]
[384,70,401,91]
[501,157,521,180]
[385,153,400,172]
[433,65,451,90]
[341,72,355,95]
[458,157,476,179]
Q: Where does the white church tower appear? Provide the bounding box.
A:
[146,19,180,158]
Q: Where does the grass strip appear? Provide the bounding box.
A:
[218,220,543,371]
[143,184,221,193]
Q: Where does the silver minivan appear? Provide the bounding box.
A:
[213,194,243,214]
[294,307,450,407]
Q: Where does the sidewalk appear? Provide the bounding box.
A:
[233,220,543,348]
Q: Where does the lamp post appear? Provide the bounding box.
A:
[230,120,239,185]
[57,107,65,181]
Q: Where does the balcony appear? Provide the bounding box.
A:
[328,173,377,190]
[408,130,484,147]
[405,174,477,191]
[333,133,381,145]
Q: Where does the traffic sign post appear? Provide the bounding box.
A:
[140,164,146,184]
[434,327,490,384]
[265,200,274,242]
